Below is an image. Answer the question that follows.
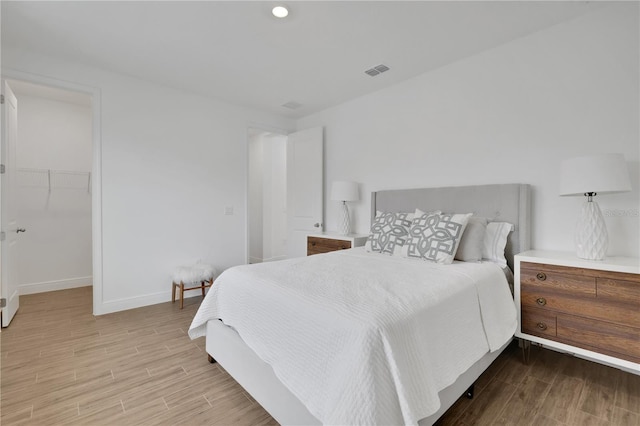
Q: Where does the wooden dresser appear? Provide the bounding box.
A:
[307,233,368,256]
[515,250,640,374]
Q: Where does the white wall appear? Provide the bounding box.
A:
[15,93,93,294]
[298,4,640,258]
[2,48,295,314]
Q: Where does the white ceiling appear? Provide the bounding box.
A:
[1,1,602,118]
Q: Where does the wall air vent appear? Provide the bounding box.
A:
[365,64,390,77]
[282,101,303,110]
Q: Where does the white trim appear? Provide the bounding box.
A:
[19,276,92,295]
[100,291,168,315]
[263,255,286,263]
[100,290,206,315]
[1,68,104,316]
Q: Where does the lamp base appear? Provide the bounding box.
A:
[338,202,351,235]
[575,200,608,260]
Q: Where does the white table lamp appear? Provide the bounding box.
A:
[560,153,632,260]
[331,181,359,235]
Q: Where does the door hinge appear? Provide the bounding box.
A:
[0,164,5,174]
[0,298,6,308]
[0,94,4,104]
[0,231,5,241]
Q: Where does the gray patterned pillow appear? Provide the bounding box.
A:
[402,212,472,264]
[365,211,414,256]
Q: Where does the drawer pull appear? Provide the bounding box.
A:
[536,272,547,281]
[310,242,316,246]
[536,297,547,306]
[536,322,548,331]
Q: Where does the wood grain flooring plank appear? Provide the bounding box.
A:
[493,375,550,425]
[453,378,517,425]
[540,373,584,424]
[3,286,639,426]
[141,395,212,426]
[610,407,640,426]
[0,404,33,424]
[69,398,124,426]
[493,352,533,387]
[528,346,568,385]
[579,380,616,421]
[616,372,640,414]
[28,401,79,426]
[529,413,564,426]
[569,409,610,426]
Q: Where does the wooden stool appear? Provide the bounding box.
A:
[171,264,215,309]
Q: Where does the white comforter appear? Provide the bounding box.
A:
[189,248,517,425]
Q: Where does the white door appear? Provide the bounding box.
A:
[1,80,20,327]
[286,127,323,258]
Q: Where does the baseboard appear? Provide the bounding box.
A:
[96,291,171,316]
[249,256,263,264]
[19,276,93,295]
[263,255,286,262]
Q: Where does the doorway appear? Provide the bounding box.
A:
[1,78,96,326]
[246,126,324,263]
[247,128,288,264]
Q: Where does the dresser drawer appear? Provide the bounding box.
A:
[307,237,351,255]
[521,288,638,328]
[597,277,640,306]
[557,313,640,364]
[520,262,595,296]
[521,308,557,339]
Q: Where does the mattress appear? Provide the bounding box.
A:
[189,248,517,425]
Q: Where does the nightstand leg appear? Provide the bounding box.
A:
[521,339,531,364]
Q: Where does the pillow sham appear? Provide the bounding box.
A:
[482,221,515,267]
[454,216,489,262]
[402,212,472,264]
[365,211,414,256]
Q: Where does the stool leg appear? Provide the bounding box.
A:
[180,282,185,309]
[171,282,176,304]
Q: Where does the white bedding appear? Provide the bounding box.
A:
[189,248,517,425]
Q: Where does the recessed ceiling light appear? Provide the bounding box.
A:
[272,6,289,18]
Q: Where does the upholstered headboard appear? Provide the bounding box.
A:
[371,184,531,270]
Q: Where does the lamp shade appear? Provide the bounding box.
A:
[331,181,359,202]
[559,153,632,196]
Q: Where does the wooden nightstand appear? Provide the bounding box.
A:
[307,233,368,256]
[515,250,640,374]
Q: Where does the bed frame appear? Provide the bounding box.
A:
[205,183,531,425]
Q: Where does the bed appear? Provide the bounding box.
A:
[189,183,531,425]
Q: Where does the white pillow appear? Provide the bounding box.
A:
[482,222,515,267]
[455,216,488,262]
[402,212,472,264]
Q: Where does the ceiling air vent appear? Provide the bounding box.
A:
[365,64,390,77]
[282,101,303,110]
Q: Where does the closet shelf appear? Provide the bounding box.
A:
[17,168,91,193]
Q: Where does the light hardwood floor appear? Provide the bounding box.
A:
[1,287,638,425]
